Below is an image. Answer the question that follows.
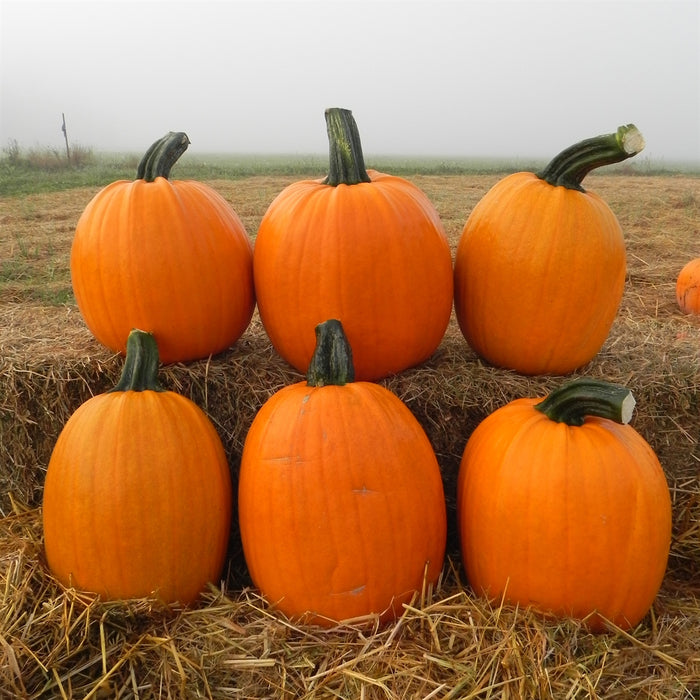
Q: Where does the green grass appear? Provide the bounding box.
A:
[3,147,696,197]
[1,226,73,305]
[1,151,488,196]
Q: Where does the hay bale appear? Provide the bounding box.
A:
[2,506,699,697]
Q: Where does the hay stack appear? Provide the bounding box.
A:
[1,174,698,696]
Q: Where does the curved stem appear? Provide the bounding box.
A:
[536,124,644,192]
[534,378,635,427]
[322,108,372,187]
[110,329,165,393]
[307,319,355,386]
[136,131,190,182]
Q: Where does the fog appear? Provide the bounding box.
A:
[2,0,699,164]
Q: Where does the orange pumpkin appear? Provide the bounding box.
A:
[253,108,453,381]
[42,329,232,604]
[238,319,447,626]
[71,132,255,364]
[454,125,645,375]
[457,378,672,631]
[676,257,700,315]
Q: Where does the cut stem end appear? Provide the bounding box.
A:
[534,378,636,427]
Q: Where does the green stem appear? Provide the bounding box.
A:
[322,108,372,187]
[136,132,190,182]
[534,378,635,427]
[110,329,165,393]
[307,319,355,386]
[536,124,644,192]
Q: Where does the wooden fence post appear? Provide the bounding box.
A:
[61,113,71,163]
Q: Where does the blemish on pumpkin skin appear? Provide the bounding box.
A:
[352,485,378,496]
[299,394,312,416]
[332,585,367,596]
[261,456,292,464]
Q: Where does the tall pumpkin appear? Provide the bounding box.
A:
[71,132,255,364]
[457,378,672,631]
[454,125,645,375]
[253,108,453,381]
[238,319,447,626]
[42,329,232,605]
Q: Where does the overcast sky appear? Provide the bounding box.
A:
[2,0,699,164]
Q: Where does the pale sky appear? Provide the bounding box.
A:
[2,0,699,164]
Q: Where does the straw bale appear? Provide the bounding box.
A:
[2,506,699,698]
[1,173,699,696]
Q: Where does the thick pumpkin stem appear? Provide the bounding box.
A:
[536,125,645,192]
[136,132,191,182]
[111,329,165,393]
[534,378,636,427]
[307,319,355,386]
[322,108,372,187]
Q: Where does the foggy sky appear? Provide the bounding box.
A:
[2,0,699,164]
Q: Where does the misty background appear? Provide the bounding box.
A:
[2,0,699,166]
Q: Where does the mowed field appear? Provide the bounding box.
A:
[1,171,699,697]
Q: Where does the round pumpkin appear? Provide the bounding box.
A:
[253,108,453,381]
[676,257,700,315]
[42,329,232,605]
[457,378,672,631]
[70,132,255,364]
[454,125,645,375]
[238,319,447,626]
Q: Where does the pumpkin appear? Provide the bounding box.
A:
[42,329,232,605]
[253,108,453,381]
[457,378,672,631]
[454,125,645,375]
[70,132,255,364]
[676,257,700,315]
[238,319,447,626]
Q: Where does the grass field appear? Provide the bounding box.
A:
[0,160,699,697]
[3,147,697,197]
